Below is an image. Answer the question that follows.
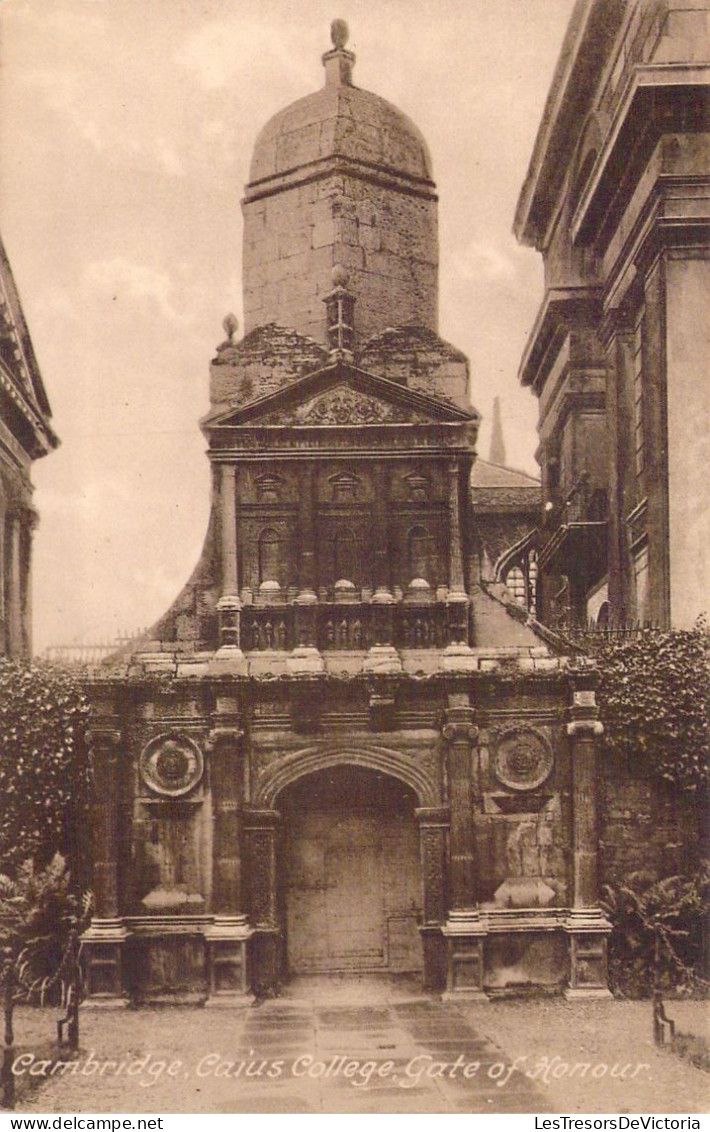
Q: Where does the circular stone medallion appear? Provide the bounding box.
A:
[139,733,204,797]
[493,727,553,791]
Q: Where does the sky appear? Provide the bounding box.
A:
[0,0,576,652]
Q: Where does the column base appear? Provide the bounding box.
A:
[286,646,324,675]
[442,909,489,997]
[564,987,614,1000]
[209,647,248,675]
[81,918,131,1004]
[204,915,253,1005]
[441,642,478,672]
[565,908,612,997]
[363,644,402,674]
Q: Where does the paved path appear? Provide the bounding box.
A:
[15,977,549,1114]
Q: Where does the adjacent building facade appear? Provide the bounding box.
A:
[0,236,58,658]
[83,24,613,1004]
[515,0,710,629]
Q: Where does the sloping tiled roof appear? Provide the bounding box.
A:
[470,459,540,489]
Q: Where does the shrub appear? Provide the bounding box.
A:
[0,660,91,876]
[576,620,709,792]
[601,864,709,998]
[0,853,92,1004]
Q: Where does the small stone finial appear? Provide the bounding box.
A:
[324,265,355,357]
[331,263,349,289]
[331,19,349,49]
[323,18,355,87]
[222,312,239,345]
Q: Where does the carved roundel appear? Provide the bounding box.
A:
[493,727,553,792]
[139,733,204,797]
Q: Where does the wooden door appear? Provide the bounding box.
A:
[285,803,421,973]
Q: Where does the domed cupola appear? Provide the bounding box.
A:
[242,20,439,348]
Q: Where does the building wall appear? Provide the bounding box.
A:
[243,173,438,348]
[515,0,710,628]
[665,255,710,627]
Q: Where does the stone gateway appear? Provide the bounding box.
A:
[83,22,611,1004]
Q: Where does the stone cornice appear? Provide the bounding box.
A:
[572,78,710,250]
[244,152,438,205]
[518,287,603,393]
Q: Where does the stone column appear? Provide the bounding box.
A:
[372,464,391,598]
[444,462,473,661]
[203,697,252,1005]
[565,670,612,998]
[416,805,450,989]
[443,700,478,908]
[601,308,636,623]
[297,463,317,599]
[441,697,487,998]
[81,726,130,1004]
[213,464,247,672]
[242,809,282,992]
[366,464,401,673]
[290,463,323,674]
[642,259,671,626]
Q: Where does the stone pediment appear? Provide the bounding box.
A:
[204,360,477,431]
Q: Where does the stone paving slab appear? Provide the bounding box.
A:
[10,977,708,1114]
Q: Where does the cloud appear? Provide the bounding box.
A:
[451,238,520,285]
[83,257,180,322]
[175,17,311,92]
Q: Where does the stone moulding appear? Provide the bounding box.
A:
[252,741,439,809]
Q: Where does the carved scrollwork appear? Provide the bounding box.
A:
[493,726,554,792]
[261,388,430,427]
[139,732,204,797]
[442,721,479,744]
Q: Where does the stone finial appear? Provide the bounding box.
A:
[223,313,239,343]
[331,19,349,49]
[323,19,355,87]
[331,264,349,289]
[324,264,355,357]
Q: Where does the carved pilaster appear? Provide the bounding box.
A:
[242,809,281,927]
[87,726,122,917]
[242,809,282,993]
[442,700,479,910]
[564,672,612,998]
[82,725,129,1003]
[207,712,245,915]
[416,805,449,990]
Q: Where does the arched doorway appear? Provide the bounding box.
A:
[277,766,423,975]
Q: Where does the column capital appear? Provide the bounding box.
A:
[442,721,479,744]
[414,805,450,826]
[86,726,122,752]
[442,702,478,745]
[241,808,281,830]
[567,719,604,737]
[207,725,245,752]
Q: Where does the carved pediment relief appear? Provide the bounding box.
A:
[259,385,432,427]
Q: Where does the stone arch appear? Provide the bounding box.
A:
[253,743,439,809]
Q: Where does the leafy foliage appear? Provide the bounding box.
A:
[0,854,92,1004]
[575,620,709,790]
[601,865,710,998]
[0,660,91,874]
